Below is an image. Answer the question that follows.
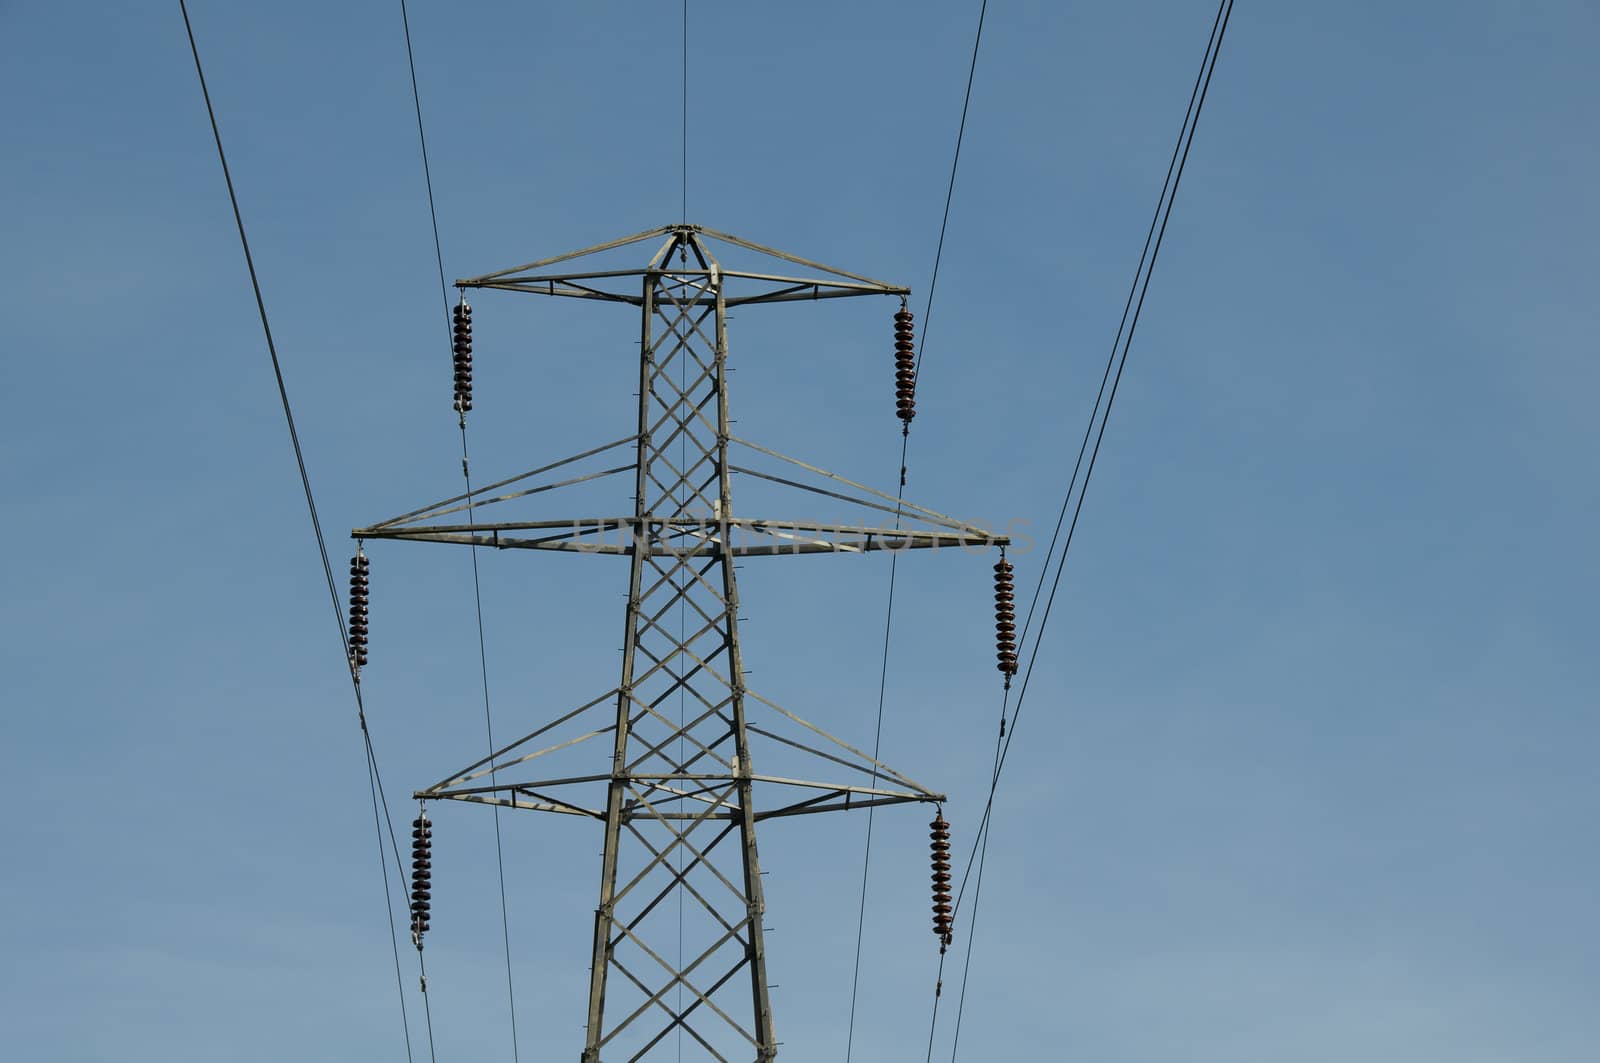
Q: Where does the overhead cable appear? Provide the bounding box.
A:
[942,2,1237,1058]
[178,2,434,1058]
[396,2,523,1057]
[845,4,991,1062]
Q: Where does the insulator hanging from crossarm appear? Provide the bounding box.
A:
[893,301,917,425]
[930,811,954,948]
[410,809,432,945]
[452,296,473,414]
[994,554,1017,679]
[347,551,369,669]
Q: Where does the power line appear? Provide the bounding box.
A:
[415,932,440,1062]
[922,945,951,1063]
[458,428,524,1063]
[845,3,989,1060]
[844,432,908,1057]
[915,0,988,379]
[400,0,451,330]
[953,0,1230,932]
[395,2,523,1056]
[177,2,425,1059]
[365,731,417,1063]
[941,682,1008,1060]
[942,3,1236,1057]
[682,0,689,223]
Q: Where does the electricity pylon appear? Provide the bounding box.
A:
[355,224,1007,1061]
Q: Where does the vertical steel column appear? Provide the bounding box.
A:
[582,272,658,1062]
[714,264,777,1057]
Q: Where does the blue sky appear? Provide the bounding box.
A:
[2,1,1596,1060]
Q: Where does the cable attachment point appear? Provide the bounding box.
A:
[893,300,918,425]
[930,811,954,948]
[410,807,432,947]
[452,296,473,414]
[347,550,370,671]
[994,553,1018,678]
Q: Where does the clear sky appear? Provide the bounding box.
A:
[3,2,1596,1060]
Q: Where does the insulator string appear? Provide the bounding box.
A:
[410,809,433,943]
[930,812,954,947]
[992,555,1016,680]
[349,551,370,670]
[452,298,474,413]
[894,302,918,425]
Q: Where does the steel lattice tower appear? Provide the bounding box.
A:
[356,224,1006,1061]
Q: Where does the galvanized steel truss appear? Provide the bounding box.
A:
[355,225,1007,1061]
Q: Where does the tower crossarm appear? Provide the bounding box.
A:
[415,776,943,821]
[410,676,945,821]
[460,269,909,307]
[353,515,1007,556]
[455,223,911,308]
